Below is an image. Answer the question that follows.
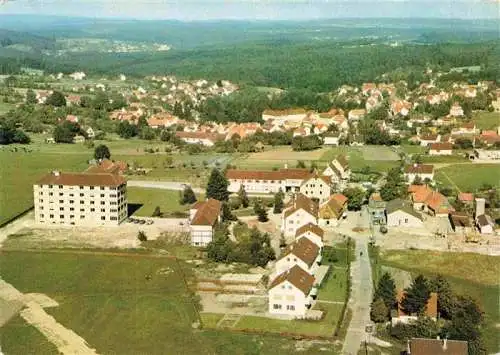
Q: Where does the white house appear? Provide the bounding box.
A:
[385,199,423,228]
[189,199,222,247]
[404,164,434,184]
[323,132,341,146]
[476,214,494,235]
[175,132,222,147]
[322,155,350,190]
[226,168,312,194]
[429,142,453,156]
[268,265,315,318]
[449,103,464,117]
[299,174,332,203]
[282,194,319,238]
[418,134,440,147]
[275,237,321,276]
[295,223,324,249]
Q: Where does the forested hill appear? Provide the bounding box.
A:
[0,29,56,51]
[41,40,500,91]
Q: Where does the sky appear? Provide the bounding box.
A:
[0,0,498,20]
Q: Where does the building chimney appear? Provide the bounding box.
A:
[52,170,60,177]
[443,338,447,351]
[475,198,486,217]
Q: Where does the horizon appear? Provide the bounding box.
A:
[0,1,498,21]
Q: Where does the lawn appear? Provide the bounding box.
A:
[398,145,427,155]
[379,250,500,353]
[236,146,328,170]
[0,250,332,355]
[0,149,89,225]
[435,164,500,191]
[317,267,348,302]
[0,316,59,355]
[232,303,344,338]
[320,146,400,173]
[127,187,203,217]
[473,111,500,130]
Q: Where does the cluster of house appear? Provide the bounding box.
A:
[368,180,495,235]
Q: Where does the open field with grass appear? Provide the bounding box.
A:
[379,250,500,353]
[398,145,427,155]
[435,164,500,191]
[232,303,343,337]
[320,146,400,173]
[235,147,329,170]
[474,111,500,130]
[0,250,334,355]
[127,187,204,217]
[0,150,89,225]
[1,315,59,355]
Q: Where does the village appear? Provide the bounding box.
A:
[1,67,499,355]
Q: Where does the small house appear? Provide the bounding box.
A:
[386,199,423,228]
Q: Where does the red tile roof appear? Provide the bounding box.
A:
[430,143,453,151]
[409,338,468,355]
[405,164,434,174]
[37,171,126,187]
[284,193,319,219]
[86,160,128,175]
[397,291,438,318]
[458,192,474,202]
[269,265,315,296]
[226,169,312,182]
[190,199,222,226]
[295,223,324,239]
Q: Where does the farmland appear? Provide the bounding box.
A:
[320,146,400,173]
[473,111,500,130]
[378,250,500,353]
[434,164,500,192]
[0,250,332,355]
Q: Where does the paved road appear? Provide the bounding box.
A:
[127,180,204,193]
[341,235,373,355]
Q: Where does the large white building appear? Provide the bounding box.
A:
[189,199,222,246]
[34,171,127,226]
[268,265,315,317]
[226,168,312,194]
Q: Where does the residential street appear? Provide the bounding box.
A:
[341,235,373,355]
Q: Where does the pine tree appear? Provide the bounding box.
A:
[428,274,455,319]
[273,189,285,214]
[206,169,229,201]
[370,297,389,323]
[26,89,37,105]
[254,201,269,222]
[181,186,197,205]
[373,272,397,310]
[221,202,236,222]
[238,185,249,208]
[402,274,431,315]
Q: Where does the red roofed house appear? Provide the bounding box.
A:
[429,142,453,156]
[175,131,223,147]
[319,193,348,227]
[391,291,438,325]
[268,265,315,317]
[282,194,319,238]
[404,164,434,184]
[189,199,222,247]
[458,192,474,205]
[65,115,79,123]
[409,185,454,217]
[226,168,312,194]
[275,236,321,276]
[295,223,324,249]
[408,338,468,355]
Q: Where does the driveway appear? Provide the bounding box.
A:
[341,235,373,355]
[127,180,204,193]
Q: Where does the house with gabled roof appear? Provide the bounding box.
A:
[319,193,348,227]
[386,199,423,228]
[189,199,222,246]
[322,155,351,190]
[275,237,321,276]
[404,164,434,184]
[408,337,468,355]
[299,173,332,203]
[295,223,324,249]
[281,193,319,237]
[268,265,315,317]
[409,185,454,217]
[429,142,453,155]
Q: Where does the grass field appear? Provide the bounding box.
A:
[474,111,500,130]
[435,164,500,191]
[379,250,500,353]
[320,146,400,173]
[0,250,334,355]
[0,150,89,225]
[226,302,344,338]
[0,101,15,114]
[1,316,59,355]
[127,187,203,217]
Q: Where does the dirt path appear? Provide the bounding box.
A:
[0,279,98,354]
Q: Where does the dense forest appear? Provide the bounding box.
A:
[1,40,498,92]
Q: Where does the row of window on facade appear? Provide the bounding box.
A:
[272,304,295,310]
[39,192,122,198]
[42,185,123,191]
[38,205,123,212]
[39,214,119,221]
[38,199,124,206]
